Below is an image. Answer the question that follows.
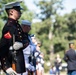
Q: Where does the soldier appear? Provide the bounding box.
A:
[64,42,76,75]
[0,1,29,75]
[21,20,36,75]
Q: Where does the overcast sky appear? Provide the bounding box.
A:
[24,0,76,15]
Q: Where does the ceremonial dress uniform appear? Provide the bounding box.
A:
[0,2,29,75]
[0,18,30,74]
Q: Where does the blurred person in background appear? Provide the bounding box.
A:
[54,54,62,75]
[49,65,56,75]
[36,43,44,75]
[64,42,76,75]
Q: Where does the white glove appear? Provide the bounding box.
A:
[13,42,23,50]
[34,52,39,57]
[6,67,17,75]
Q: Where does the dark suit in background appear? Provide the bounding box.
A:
[64,43,76,75]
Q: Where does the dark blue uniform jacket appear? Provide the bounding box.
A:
[64,49,76,71]
[0,18,29,73]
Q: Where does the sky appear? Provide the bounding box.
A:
[24,0,76,15]
[60,0,76,15]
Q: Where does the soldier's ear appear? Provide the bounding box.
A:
[9,9,13,15]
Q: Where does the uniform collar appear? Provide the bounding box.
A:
[8,18,18,23]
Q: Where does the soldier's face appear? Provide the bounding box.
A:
[12,9,21,19]
[22,25,31,33]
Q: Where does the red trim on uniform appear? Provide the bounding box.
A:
[4,32,12,39]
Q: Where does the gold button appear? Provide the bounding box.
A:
[4,62,6,64]
[3,58,5,60]
[18,28,19,30]
[19,32,21,34]
[20,36,22,38]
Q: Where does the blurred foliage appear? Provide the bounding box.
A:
[0,19,4,38]
[34,0,64,20]
[44,62,50,72]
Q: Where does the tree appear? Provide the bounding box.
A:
[53,14,68,53]
[34,0,63,20]
[66,9,76,40]
[33,0,64,55]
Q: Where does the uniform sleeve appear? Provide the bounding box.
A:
[0,25,15,70]
[0,26,14,50]
[5,25,16,40]
[0,38,9,57]
[63,52,68,62]
[2,25,15,39]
